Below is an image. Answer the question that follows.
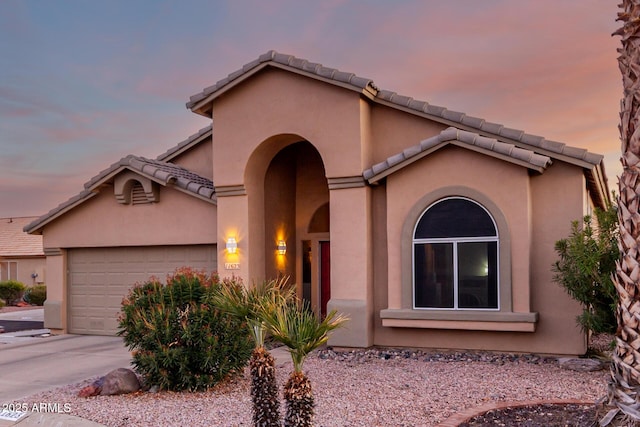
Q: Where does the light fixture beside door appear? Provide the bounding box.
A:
[226,237,238,254]
[277,240,287,255]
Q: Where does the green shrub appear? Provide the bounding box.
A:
[553,205,618,334]
[24,285,46,306]
[0,280,25,306]
[118,268,253,391]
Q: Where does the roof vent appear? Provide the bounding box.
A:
[131,182,151,205]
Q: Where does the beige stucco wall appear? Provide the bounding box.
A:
[529,162,587,354]
[169,137,214,180]
[41,185,216,248]
[39,181,217,334]
[213,68,370,282]
[17,257,46,286]
[383,146,531,311]
[210,68,375,346]
[43,250,66,331]
[203,66,594,354]
[373,146,588,355]
[212,68,367,186]
[369,103,447,164]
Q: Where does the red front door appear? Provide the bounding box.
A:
[320,241,330,318]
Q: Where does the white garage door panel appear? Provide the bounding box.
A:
[68,245,217,335]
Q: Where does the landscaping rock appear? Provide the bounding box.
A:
[100,368,140,396]
[317,347,557,366]
[78,377,104,397]
[558,357,606,372]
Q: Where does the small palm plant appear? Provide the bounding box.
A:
[261,299,348,427]
[212,277,294,427]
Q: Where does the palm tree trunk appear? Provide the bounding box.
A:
[283,371,314,427]
[250,346,280,427]
[605,1,640,424]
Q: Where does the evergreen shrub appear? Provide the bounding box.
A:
[118,268,253,391]
[553,205,618,334]
[24,285,46,306]
[0,280,25,305]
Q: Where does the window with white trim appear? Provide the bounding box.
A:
[0,261,18,281]
[413,197,499,309]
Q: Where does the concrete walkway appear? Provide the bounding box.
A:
[0,333,133,427]
[0,334,133,403]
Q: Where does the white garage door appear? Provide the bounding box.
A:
[68,245,217,335]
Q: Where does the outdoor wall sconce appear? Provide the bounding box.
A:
[226,237,238,254]
[277,240,287,255]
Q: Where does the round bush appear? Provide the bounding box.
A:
[118,268,253,391]
[24,285,46,306]
[0,280,25,306]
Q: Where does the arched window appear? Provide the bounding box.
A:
[413,197,499,309]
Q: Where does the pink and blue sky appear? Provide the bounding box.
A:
[0,1,623,218]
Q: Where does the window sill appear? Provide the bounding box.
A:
[380,309,538,332]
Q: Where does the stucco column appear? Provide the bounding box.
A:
[43,248,66,333]
[216,186,264,285]
[327,183,373,347]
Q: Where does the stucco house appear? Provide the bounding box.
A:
[0,217,45,287]
[25,50,610,355]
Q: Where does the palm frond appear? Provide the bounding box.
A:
[210,276,295,347]
[261,300,348,372]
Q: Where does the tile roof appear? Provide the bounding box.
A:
[156,125,212,162]
[364,127,553,183]
[24,155,215,234]
[83,155,215,200]
[127,156,216,199]
[187,50,603,169]
[0,217,43,257]
[187,50,377,111]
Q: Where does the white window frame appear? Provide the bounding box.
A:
[412,197,500,311]
[0,261,18,282]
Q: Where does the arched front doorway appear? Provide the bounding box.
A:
[263,140,330,315]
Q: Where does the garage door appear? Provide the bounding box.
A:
[68,245,217,335]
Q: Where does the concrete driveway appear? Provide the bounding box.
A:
[0,334,133,404]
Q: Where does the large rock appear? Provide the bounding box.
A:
[78,377,104,397]
[100,368,141,396]
[558,357,606,372]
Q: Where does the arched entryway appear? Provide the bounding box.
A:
[260,140,330,315]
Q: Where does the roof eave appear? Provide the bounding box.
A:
[448,141,549,174]
[366,142,445,184]
[0,253,45,259]
[371,97,600,170]
[585,162,611,209]
[157,126,213,162]
[24,191,99,235]
[187,61,377,117]
[366,140,549,185]
[187,63,273,116]
[169,185,217,205]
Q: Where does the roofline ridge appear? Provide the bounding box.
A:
[187,49,377,111]
[156,124,213,161]
[185,50,604,167]
[364,126,555,184]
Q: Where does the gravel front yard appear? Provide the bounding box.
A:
[19,348,608,427]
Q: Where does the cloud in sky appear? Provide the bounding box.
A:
[0,0,625,218]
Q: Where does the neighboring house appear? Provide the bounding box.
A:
[0,217,45,287]
[25,51,610,355]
